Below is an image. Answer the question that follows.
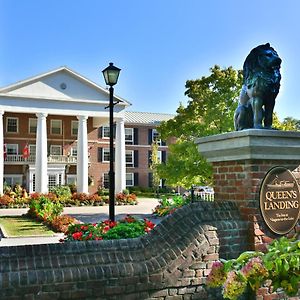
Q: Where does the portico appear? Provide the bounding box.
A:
[0,67,129,195]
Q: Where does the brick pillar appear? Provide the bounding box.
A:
[196,130,300,251]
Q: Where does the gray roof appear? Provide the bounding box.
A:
[124,111,175,125]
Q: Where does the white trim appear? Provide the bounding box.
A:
[125,150,134,167]
[50,119,62,135]
[6,144,18,155]
[102,148,110,162]
[126,173,134,187]
[0,66,131,105]
[6,117,19,133]
[50,145,62,155]
[71,120,78,136]
[125,127,133,144]
[28,118,37,134]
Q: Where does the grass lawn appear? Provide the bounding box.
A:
[0,216,55,237]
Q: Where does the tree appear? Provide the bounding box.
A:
[272,113,300,131]
[149,140,161,194]
[158,65,243,188]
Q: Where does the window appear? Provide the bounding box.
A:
[126,173,134,186]
[4,175,22,187]
[71,147,77,157]
[71,120,78,136]
[51,120,62,135]
[103,173,109,188]
[103,148,110,162]
[6,144,18,155]
[152,129,161,145]
[6,117,18,133]
[66,175,77,185]
[29,118,37,134]
[126,150,134,167]
[102,126,110,138]
[125,128,133,144]
[48,175,57,190]
[29,145,36,156]
[50,145,62,155]
[157,150,162,163]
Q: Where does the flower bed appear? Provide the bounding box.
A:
[0,185,137,208]
[152,195,190,217]
[207,237,300,300]
[61,215,155,242]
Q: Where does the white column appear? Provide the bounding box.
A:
[115,117,126,192]
[0,110,4,195]
[77,115,89,194]
[35,113,48,193]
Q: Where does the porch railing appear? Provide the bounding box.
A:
[4,155,78,164]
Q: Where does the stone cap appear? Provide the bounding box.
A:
[195,129,300,162]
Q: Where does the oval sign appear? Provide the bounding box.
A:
[259,166,300,235]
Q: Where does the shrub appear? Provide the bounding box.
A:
[0,194,14,206]
[27,195,63,222]
[51,215,80,233]
[115,192,138,205]
[49,185,72,199]
[152,195,189,217]
[207,237,300,299]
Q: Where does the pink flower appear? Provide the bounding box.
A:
[207,261,226,288]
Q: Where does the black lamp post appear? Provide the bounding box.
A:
[102,62,121,221]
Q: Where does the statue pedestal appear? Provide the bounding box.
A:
[196,129,300,250]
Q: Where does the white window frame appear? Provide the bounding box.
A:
[126,150,134,167]
[71,147,77,157]
[125,128,133,144]
[103,173,109,188]
[6,117,19,133]
[6,144,18,155]
[103,148,110,162]
[126,173,134,187]
[102,126,110,139]
[71,120,78,136]
[157,150,162,164]
[152,128,161,145]
[50,119,62,135]
[29,118,37,134]
[66,175,77,185]
[50,145,62,155]
[29,144,36,156]
[4,175,23,187]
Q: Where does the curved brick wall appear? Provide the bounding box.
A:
[0,201,249,300]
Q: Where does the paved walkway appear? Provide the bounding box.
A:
[0,198,161,247]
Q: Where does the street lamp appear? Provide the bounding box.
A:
[102,62,121,222]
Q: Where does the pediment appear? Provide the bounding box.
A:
[0,67,128,104]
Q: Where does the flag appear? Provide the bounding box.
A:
[22,143,30,159]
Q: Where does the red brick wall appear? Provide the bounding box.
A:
[212,159,300,251]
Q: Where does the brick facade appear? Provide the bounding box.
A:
[3,112,172,194]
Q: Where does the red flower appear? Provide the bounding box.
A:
[72,232,83,240]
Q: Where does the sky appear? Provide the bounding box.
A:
[0,0,300,121]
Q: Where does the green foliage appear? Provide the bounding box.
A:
[102,221,145,240]
[272,113,300,131]
[158,65,243,188]
[207,237,300,299]
[150,140,161,193]
[263,237,300,296]
[28,195,63,222]
[49,185,72,201]
[157,140,212,189]
[63,216,155,242]
[152,195,190,216]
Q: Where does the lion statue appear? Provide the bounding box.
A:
[234,43,282,130]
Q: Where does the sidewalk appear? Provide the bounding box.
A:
[0,198,161,247]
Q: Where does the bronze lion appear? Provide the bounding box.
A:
[234,43,282,130]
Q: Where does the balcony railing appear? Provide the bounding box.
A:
[4,155,77,164]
